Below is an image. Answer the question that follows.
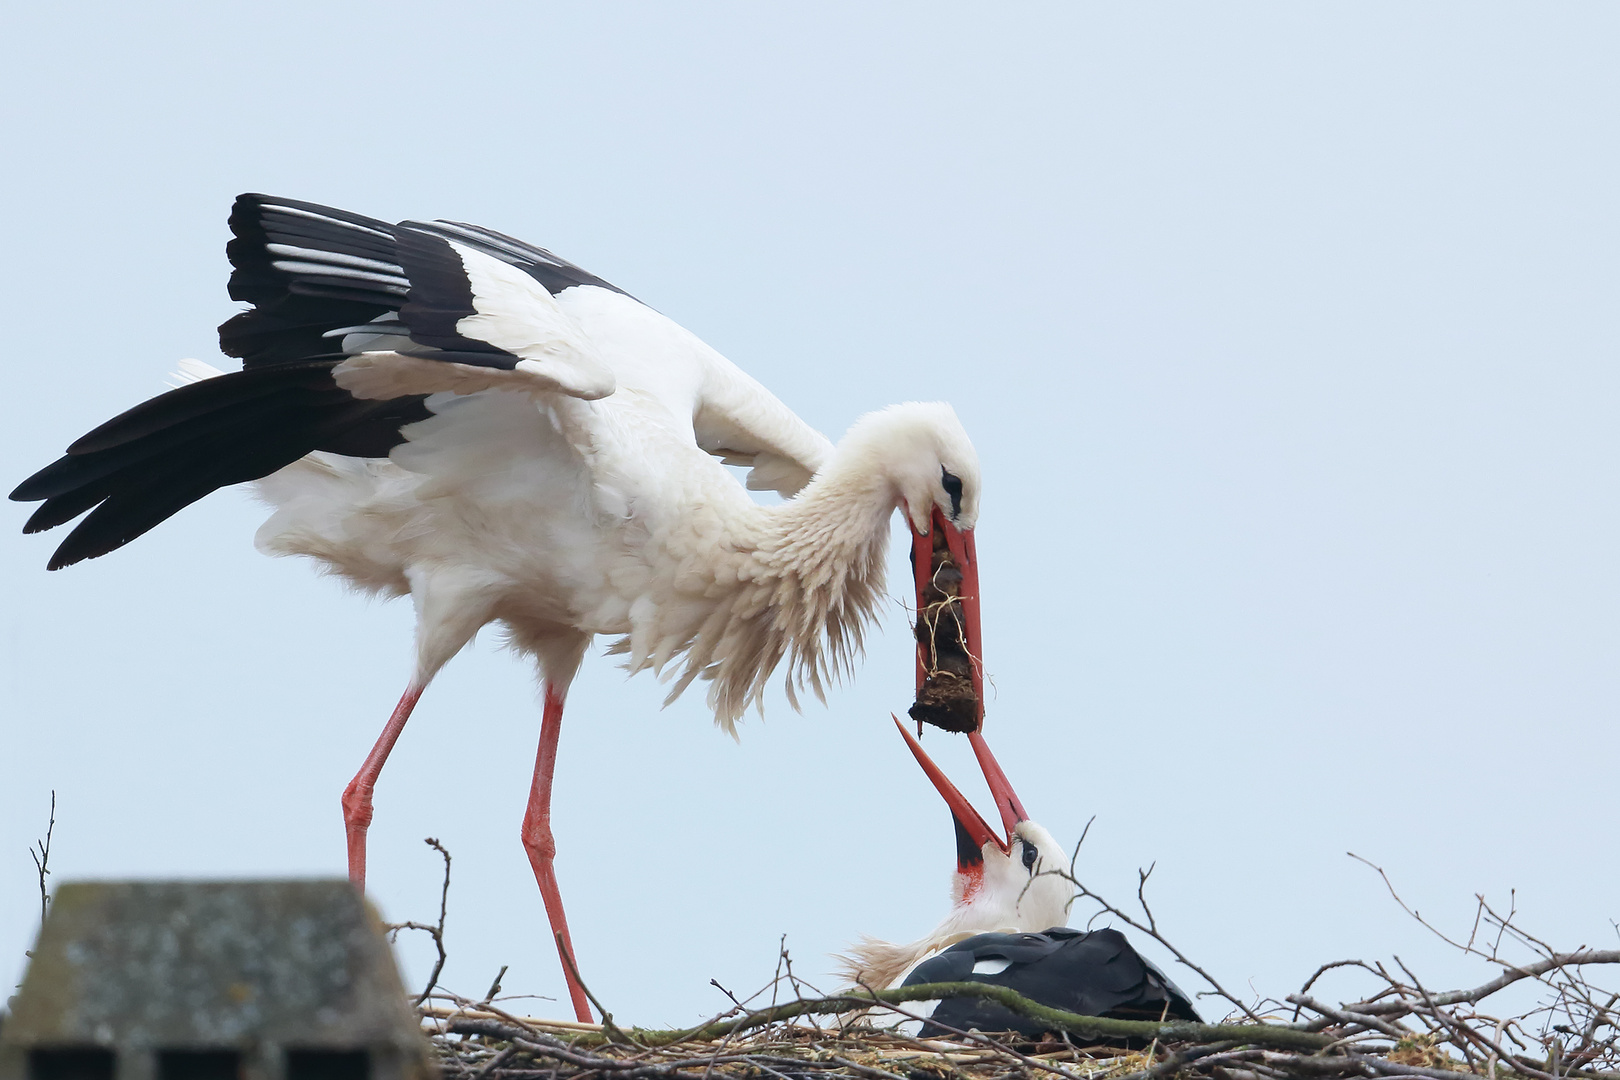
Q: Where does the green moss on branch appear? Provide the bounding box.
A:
[624,982,1334,1053]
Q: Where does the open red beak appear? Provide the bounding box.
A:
[910,506,984,731]
[893,715,1025,860]
[968,728,1027,836]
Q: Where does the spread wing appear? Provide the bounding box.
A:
[228,194,617,398]
[12,193,831,568]
[10,194,629,568]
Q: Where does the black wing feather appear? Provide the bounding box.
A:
[393,229,518,367]
[11,362,429,569]
[222,194,405,367]
[905,928,1201,1042]
[412,219,633,299]
[13,192,625,569]
[58,358,344,456]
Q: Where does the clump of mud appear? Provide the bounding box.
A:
[909,524,981,733]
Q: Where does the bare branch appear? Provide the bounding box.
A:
[1054,837,1261,1023]
[385,836,452,1007]
[29,790,56,931]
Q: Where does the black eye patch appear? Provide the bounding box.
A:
[941,467,963,519]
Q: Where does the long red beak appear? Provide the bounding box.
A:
[911,506,984,728]
[893,715,1024,857]
[968,729,1028,835]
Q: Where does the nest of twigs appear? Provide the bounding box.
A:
[417,948,1619,1080]
[419,998,1175,1080]
[395,838,1619,1080]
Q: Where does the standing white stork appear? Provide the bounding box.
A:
[10,194,985,1022]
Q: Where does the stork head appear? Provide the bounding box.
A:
[840,401,981,534]
[840,402,985,733]
[894,717,1072,941]
[835,718,1072,989]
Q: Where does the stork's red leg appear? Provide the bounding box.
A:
[520,683,593,1022]
[342,684,424,889]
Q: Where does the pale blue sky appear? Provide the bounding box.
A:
[4,3,1617,1024]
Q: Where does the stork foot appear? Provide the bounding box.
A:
[341,779,374,888]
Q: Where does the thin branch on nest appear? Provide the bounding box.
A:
[483,964,509,1005]
[386,836,452,1007]
[476,983,1335,1053]
[29,790,56,932]
[848,978,1093,1080]
[1046,818,1264,1023]
[1263,856,1620,1079]
[558,929,642,1046]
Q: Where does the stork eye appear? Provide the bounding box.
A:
[1020,841,1039,873]
[941,468,963,518]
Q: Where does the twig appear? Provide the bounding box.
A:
[1334,952,1620,1019]
[710,979,744,1009]
[1393,955,1481,1072]
[850,979,1090,1080]
[1292,961,1388,1023]
[623,983,1334,1052]
[809,1054,908,1080]
[1109,1040,1243,1080]
[1055,834,1262,1023]
[557,930,637,1045]
[473,1046,518,1080]
[770,934,788,1010]
[1284,995,1407,1040]
[385,837,452,1007]
[29,790,56,930]
[484,964,509,1004]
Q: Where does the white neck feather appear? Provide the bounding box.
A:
[641,440,902,734]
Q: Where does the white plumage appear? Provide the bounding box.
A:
[258,355,977,729]
[12,194,986,1024]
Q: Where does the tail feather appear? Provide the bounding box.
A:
[63,360,345,455]
[10,362,428,569]
[20,376,334,503]
[48,416,335,570]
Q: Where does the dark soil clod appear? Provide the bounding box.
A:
[909,522,980,733]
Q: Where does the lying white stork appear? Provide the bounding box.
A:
[10,194,984,1023]
[842,719,1199,1037]
[838,718,1070,989]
